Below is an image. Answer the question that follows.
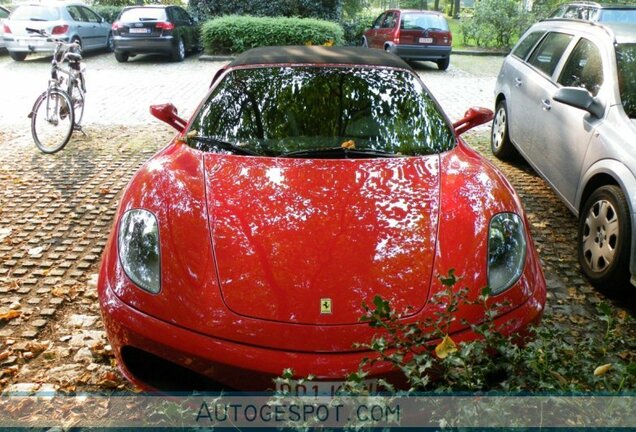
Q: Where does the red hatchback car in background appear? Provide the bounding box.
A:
[363,9,452,70]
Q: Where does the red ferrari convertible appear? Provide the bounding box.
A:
[98,46,546,391]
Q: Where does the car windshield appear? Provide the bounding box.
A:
[119,8,166,21]
[616,43,636,119]
[10,5,60,21]
[401,13,449,30]
[599,9,636,24]
[186,66,455,157]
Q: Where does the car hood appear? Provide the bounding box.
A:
[204,154,441,325]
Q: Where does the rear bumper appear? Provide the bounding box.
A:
[99,276,544,392]
[113,35,174,55]
[390,44,452,61]
[3,36,63,53]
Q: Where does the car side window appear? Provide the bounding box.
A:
[0,8,8,19]
[512,31,544,60]
[176,8,192,24]
[372,13,385,29]
[66,6,83,22]
[558,38,604,96]
[79,6,101,23]
[382,12,396,29]
[528,32,574,77]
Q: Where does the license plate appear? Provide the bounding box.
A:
[19,39,42,46]
[419,37,433,44]
[276,380,378,397]
[129,28,150,34]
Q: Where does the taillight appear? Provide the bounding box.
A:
[51,25,68,35]
[393,30,400,44]
[155,21,174,31]
[111,21,123,31]
[3,24,11,34]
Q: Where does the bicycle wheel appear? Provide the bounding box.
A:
[30,89,74,154]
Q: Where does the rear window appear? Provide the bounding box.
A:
[119,7,166,22]
[598,9,636,24]
[616,43,636,119]
[10,5,60,21]
[528,32,573,77]
[400,13,449,31]
[512,31,544,60]
[187,66,455,157]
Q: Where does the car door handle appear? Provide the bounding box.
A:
[514,77,523,87]
[541,99,551,111]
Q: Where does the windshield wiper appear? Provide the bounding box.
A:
[187,136,258,156]
[281,147,399,159]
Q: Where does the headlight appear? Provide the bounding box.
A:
[118,209,161,294]
[488,213,527,294]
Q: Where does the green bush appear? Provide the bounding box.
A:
[190,0,343,22]
[340,10,376,46]
[93,5,125,23]
[201,15,345,54]
[459,0,532,48]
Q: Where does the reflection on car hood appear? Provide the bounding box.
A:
[204,155,441,325]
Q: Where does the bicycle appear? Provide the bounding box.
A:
[27,28,86,154]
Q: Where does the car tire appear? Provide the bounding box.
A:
[437,58,450,71]
[578,185,631,292]
[171,38,185,62]
[106,32,114,52]
[115,51,129,63]
[491,99,518,161]
[9,51,27,61]
[384,44,391,53]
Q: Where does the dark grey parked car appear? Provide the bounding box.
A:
[111,5,199,63]
[492,19,636,292]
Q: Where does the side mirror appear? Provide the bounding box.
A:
[150,103,187,132]
[553,87,604,118]
[453,107,494,136]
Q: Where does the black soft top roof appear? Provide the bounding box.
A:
[228,46,412,69]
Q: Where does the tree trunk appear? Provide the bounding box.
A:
[434,0,440,11]
[454,0,460,17]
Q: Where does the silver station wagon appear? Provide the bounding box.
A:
[491,19,636,292]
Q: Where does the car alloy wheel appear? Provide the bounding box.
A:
[491,100,517,160]
[172,39,185,62]
[578,185,631,291]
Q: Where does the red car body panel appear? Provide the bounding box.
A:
[98,49,546,390]
[99,140,546,389]
[205,154,439,325]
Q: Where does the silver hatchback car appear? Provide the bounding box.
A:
[492,19,636,292]
[2,2,112,61]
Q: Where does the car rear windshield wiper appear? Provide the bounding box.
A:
[281,147,400,159]
[187,135,258,156]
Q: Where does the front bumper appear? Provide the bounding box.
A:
[113,35,174,55]
[390,44,452,61]
[99,277,545,392]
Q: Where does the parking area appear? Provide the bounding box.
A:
[0,51,634,392]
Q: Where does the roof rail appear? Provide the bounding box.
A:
[538,17,617,43]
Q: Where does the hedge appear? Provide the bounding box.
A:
[190,0,343,22]
[201,15,345,54]
[93,5,125,23]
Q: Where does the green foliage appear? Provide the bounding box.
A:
[459,0,532,48]
[342,0,370,19]
[345,271,636,393]
[189,0,343,22]
[92,5,125,23]
[91,0,136,6]
[200,15,344,54]
[340,9,376,46]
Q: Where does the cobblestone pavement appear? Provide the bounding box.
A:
[0,51,634,393]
